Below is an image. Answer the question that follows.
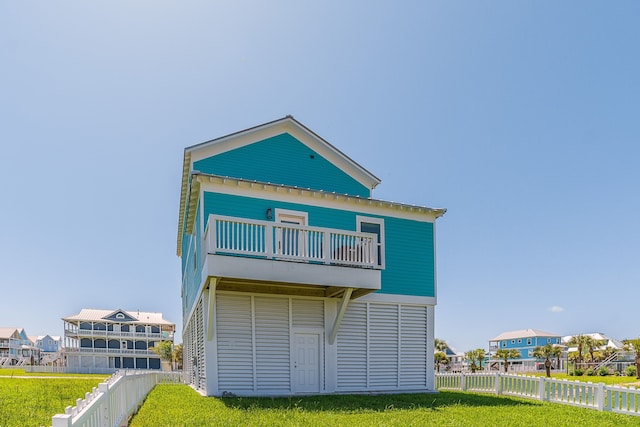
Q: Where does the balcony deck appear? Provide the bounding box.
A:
[202,215,382,298]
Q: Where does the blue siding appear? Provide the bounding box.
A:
[182,200,203,319]
[496,336,561,360]
[202,192,435,298]
[193,133,370,197]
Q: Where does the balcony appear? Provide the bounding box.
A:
[64,329,164,340]
[65,348,157,356]
[202,215,382,298]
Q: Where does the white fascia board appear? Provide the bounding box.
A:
[196,175,444,223]
[186,117,381,191]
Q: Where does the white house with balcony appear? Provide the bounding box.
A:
[62,308,175,372]
[178,116,446,396]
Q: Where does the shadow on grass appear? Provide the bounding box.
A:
[219,391,540,413]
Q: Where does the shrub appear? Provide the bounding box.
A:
[597,366,609,376]
[586,368,595,376]
[625,365,637,377]
[572,368,584,376]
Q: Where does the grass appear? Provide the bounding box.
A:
[129,384,640,427]
[0,376,107,427]
[532,372,640,386]
[0,368,108,378]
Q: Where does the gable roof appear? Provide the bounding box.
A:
[62,308,175,327]
[489,328,560,342]
[177,116,382,255]
[0,327,21,340]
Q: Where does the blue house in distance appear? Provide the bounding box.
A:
[489,328,562,372]
[177,116,446,396]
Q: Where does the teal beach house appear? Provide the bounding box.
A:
[177,116,446,396]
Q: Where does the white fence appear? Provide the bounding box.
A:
[51,370,183,427]
[436,372,640,416]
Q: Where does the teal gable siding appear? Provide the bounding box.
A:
[182,200,203,318]
[202,192,435,298]
[193,133,370,197]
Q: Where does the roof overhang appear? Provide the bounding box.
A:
[177,116,387,256]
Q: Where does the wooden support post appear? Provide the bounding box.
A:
[328,288,354,345]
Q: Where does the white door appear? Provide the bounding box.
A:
[293,333,320,393]
[276,210,307,257]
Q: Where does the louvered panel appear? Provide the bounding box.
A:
[216,294,254,391]
[292,299,324,328]
[336,302,367,389]
[399,305,427,388]
[369,304,399,388]
[255,297,290,391]
[195,300,206,391]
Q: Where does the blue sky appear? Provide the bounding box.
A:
[1,1,639,352]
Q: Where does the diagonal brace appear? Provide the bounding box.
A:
[329,287,354,345]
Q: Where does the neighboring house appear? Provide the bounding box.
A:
[177,116,446,396]
[562,332,624,352]
[0,327,40,366]
[62,308,176,372]
[34,334,63,366]
[35,334,62,353]
[562,332,631,371]
[442,344,465,372]
[0,327,22,366]
[489,329,562,372]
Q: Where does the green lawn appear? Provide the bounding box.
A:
[0,368,108,378]
[534,372,640,386]
[129,384,640,427]
[0,376,107,427]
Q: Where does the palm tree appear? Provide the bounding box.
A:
[435,338,448,353]
[623,338,640,379]
[465,350,478,373]
[584,336,607,364]
[567,335,589,367]
[465,348,487,373]
[494,349,520,372]
[533,344,556,377]
[435,351,449,372]
[475,348,486,370]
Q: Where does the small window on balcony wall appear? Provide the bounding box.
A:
[356,216,384,268]
[116,313,125,320]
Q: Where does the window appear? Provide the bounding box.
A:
[547,338,551,343]
[356,216,385,267]
[527,338,532,345]
[511,340,515,344]
[501,341,506,347]
[518,339,522,343]
[116,313,125,320]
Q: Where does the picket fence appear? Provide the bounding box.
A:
[51,370,183,427]
[436,372,640,416]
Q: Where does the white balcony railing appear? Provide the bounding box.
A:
[64,330,164,340]
[67,348,157,356]
[204,215,381,269]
